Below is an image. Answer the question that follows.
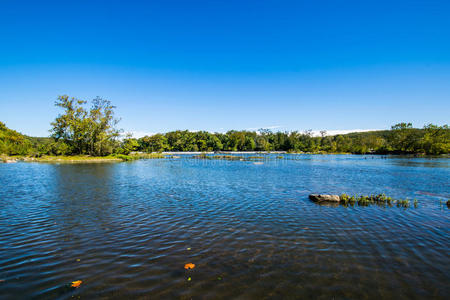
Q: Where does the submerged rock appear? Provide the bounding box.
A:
[315,201,340,207]
[309,194,341,202]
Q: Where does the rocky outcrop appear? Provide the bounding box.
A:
[309,194,341,202]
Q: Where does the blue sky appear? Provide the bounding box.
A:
[1,0,449,137]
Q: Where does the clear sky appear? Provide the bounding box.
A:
[1,0,449,137]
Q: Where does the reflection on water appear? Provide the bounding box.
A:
[0,155,449,299]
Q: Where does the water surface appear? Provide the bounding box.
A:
[0,155,449,299]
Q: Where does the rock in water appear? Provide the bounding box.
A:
[309,194,341,202]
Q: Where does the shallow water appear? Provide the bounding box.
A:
[0,155,449,299]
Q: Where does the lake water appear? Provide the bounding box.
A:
[0,155,449,299]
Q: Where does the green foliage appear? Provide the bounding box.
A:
[0,121,34,155]
[1,105,449,158]
[50,95,121,156]
[139,133,169,152]
[339,193,411,208]
[112,154,135,161]
[47,140,71,156]
[135,123,449,155]
[420,124,450,154]
[116,134,140,155]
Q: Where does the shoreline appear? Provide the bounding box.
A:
[1,155,122,164]
[2,152,448,164]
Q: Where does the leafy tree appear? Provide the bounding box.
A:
[389,122,420,153]
[50,95,121,156]
[87,97,121,155]
[118,134,140,155]
[421,124,450,154]
[139,134,168,152]
[208,134,223,151]
[255,135,270,151]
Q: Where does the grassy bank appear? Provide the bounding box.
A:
[33,155,122,163]
[1,153,167,163]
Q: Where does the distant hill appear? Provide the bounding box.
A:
[0,122,51,155]
[0,121,32,155]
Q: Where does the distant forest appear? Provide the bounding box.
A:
[1,96,449,156]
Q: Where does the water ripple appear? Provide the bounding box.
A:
[0,156,449,299]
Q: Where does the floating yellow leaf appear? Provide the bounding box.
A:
[187,277,191,281]
[184,263,195,270]
[71,280,82,288]
[187,247,191,251]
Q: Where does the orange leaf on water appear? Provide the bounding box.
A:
[184,263,195,270]
[71,280,82,288]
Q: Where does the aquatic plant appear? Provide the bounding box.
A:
[215,155,243,160]
[192,155,244,161]
[128,153,166,159]
[193,153,209,159]
[338,193,415,208]
[111,154,133,161]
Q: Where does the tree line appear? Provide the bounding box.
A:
[1,96,449,156]
[133,123,449,155]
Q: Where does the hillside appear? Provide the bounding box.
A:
[0,122,35,155]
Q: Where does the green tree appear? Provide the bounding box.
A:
[50,95,121,156]
[389,122,421,153]
[87,97,121,155]
[420,124,450,154]
[140,134,169,152]
[118,134,140,155]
